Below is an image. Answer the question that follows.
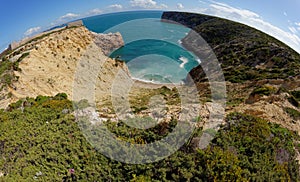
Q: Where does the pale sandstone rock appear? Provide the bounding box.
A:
[0,26,129,109]
[92,32,124,56]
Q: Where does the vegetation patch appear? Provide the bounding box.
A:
[129,86,180,114]
[291,91,300,100]
[0,52,26,92]
[0,96,299,181]
[0,60,13,76]
[226,97,244,107]
[251,85,277,96]
[245,85,277,104]
[16,52,30,63]
[171,12,300,83]
[288,96,299,108]
[284,107,300,120]
[289,91,300,107]
[211,112,300,181]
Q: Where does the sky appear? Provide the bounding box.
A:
[0,0,300,53]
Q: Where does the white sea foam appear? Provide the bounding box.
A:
[132,73,174,84]
[179,56,188,68]
[132,76,169,85]
[132,77,158,84]
[177,40,182,44]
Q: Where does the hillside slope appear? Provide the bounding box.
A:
[162,11,300,133]
[162,12,300,83]
[0,12,299,181]
[0,13,300,181]
[0,26,127,109]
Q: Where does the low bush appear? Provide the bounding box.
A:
[0,96,299,181]
[284,107,300,120]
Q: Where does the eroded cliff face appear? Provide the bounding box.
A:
[0,26,128,108]
[92,32,124,56]
[1,15,299,135]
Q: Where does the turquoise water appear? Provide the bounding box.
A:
[83,11,200,83]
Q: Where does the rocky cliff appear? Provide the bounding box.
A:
[0,26,128,108]
[0,13,300,180]
[92,32,124,56]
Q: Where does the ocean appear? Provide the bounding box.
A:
[82,11,200,83]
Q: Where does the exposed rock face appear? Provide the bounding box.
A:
[75,107,107,125]
[1,13,299,136]
[0,26,129,108]
[92,32,124,56]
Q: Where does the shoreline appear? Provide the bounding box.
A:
[132,78,181,89]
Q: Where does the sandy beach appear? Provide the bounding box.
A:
[132,78,181,89]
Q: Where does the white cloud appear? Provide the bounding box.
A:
[161,4,168,9]
[289,26,298,34]
[295,22,300,30]
[59,13,80,21]
[130,0,167,9]
[130,0,156,8]
[109,4,123,9]
[295,22,300,26]
[191,1,300,53]
[177,3,184,10]
[198,0,208,4]
[284,12,287,16]
[88,8,103,15]
[51,13,80,26]
[209,3,259,19]
[24,27,41,36]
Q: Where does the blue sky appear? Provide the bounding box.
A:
[1,0,300,53]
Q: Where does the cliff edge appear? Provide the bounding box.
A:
[0,26,127,108]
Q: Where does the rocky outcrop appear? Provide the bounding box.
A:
[92,32,124,56]
[0,26,129,108]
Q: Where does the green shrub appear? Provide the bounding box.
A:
[54,93,68,100]
[35,95,50,104]
[0,97,299,181]
[291,91,300,101]
[214,112,299,181]
[288,96,299,107]
[251,85,276,96]
[8,99,24,110]
[73,99,90,109]
[284,107,300,120]
[2,73,13,85]
[16,52,30,62]
[0,60,12,76]
[226,98,244,106]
